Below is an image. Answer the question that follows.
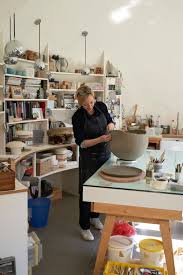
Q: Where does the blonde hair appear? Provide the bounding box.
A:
[76,84,95,106]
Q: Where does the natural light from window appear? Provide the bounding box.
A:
[110,0,142,24]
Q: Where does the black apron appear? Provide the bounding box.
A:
[79,106,111,192]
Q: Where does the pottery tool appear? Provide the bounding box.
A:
[126,104,138,125]
[175,163,182,173]
[159,150,165,163]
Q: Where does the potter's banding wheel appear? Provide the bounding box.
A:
[100,165,145,183]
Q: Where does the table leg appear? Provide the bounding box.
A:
[160,220,176,275]
[93,215,116,275]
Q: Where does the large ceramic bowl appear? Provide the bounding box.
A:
[110,130,148,161]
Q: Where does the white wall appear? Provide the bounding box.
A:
[1,0,183,127]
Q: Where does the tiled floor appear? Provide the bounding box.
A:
[32,193,183,275]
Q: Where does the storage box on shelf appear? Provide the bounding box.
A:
[104,261,167,275]
[0,169,15,191]
[36,155,53,176]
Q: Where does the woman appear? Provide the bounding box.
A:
[72,84,114,241]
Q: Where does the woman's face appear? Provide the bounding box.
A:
[82,95,95,114]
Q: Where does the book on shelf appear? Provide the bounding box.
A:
[6,101,46,122]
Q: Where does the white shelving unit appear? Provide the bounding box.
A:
[48,52,106,124]
[17,58,48,66]
[0,62,5,154]
[105,76,123,129]
[5,73,48,81]
[0,48,49,144]
[50,108,76,111]
[4,98,48,102]
[50,71,104,77]
[49,88,76,92]
[7,118,48,125]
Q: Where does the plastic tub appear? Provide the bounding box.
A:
[28,198,51,228]
[139,238,164,266]
[107,235,134,262]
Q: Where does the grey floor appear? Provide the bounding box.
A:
[32,193,183,275]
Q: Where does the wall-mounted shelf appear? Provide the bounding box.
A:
[50,108,76,111]
[5,74,48,81]
[17,58,48,66]
[50,71,104,77]
[0,111,4,114]
[0,85,3,88]
[4,98,48,102]
[49,88,104,93]
[7,118,48,126]
[49,88,76,92]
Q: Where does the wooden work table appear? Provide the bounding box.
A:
[83,150,183,275]
[148,134,183,149]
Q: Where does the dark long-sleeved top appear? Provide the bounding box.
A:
[72,101,113,147]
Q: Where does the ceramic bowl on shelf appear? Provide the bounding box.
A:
[7,67,16,75]
[110,130,148,161]
[6,141,26,155]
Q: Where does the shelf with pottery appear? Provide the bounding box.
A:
[9,143,77,167]
[50,108,77,112]
[4,98,48,102]
[7,118,49,126]
[2,55,49,143]
[48,52,106,125]
[49,71,104,77]
[17,58,48,66]
[9,143,78,196]
[5,73,48,81]
[37,161,78,179]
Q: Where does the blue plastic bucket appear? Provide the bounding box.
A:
[28,198,51,228]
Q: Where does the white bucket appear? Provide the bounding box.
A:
[139,239,164,266]
[107,235,134,262]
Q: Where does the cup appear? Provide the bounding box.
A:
[175,172,181,182]
[153,162,163,173]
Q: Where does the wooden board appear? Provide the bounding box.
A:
[101,165,143,178]
[99,170,145,183]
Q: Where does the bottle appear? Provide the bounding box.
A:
[156,115,161,127]
[148,115,154,127]
[170,120,176,135]
[146,161,154,184]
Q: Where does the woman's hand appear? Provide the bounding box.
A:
[107,123,115,131]
[99,134,111,143]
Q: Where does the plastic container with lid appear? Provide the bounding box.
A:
[107,235,134,263]
[139,238,164,266]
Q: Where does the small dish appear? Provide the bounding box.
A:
[150,178,168,190]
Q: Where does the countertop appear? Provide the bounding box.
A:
[83,150,183,211]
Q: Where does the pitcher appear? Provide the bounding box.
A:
[60,57,68,72]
